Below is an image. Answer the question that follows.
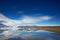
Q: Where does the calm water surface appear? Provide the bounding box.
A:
[0,30,60,40]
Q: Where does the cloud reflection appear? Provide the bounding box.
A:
[0,30,60,40]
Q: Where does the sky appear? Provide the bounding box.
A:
[0,0,60,26]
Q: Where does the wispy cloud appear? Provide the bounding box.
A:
[39,16,52,20]
[0,13,22,26]
[18,11,24,14]
[22,16,38,23]
[0,13,52,26]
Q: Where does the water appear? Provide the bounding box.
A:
[0,30,60,40]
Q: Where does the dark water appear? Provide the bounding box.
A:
[0,30,60,40]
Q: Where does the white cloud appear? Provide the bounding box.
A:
[21,16,52,24]
[0,14,22,26]
[0,13,52,26]
[22,16,38,23]
[38,16,52,20]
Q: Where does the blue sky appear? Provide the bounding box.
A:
[0,0,60,26]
